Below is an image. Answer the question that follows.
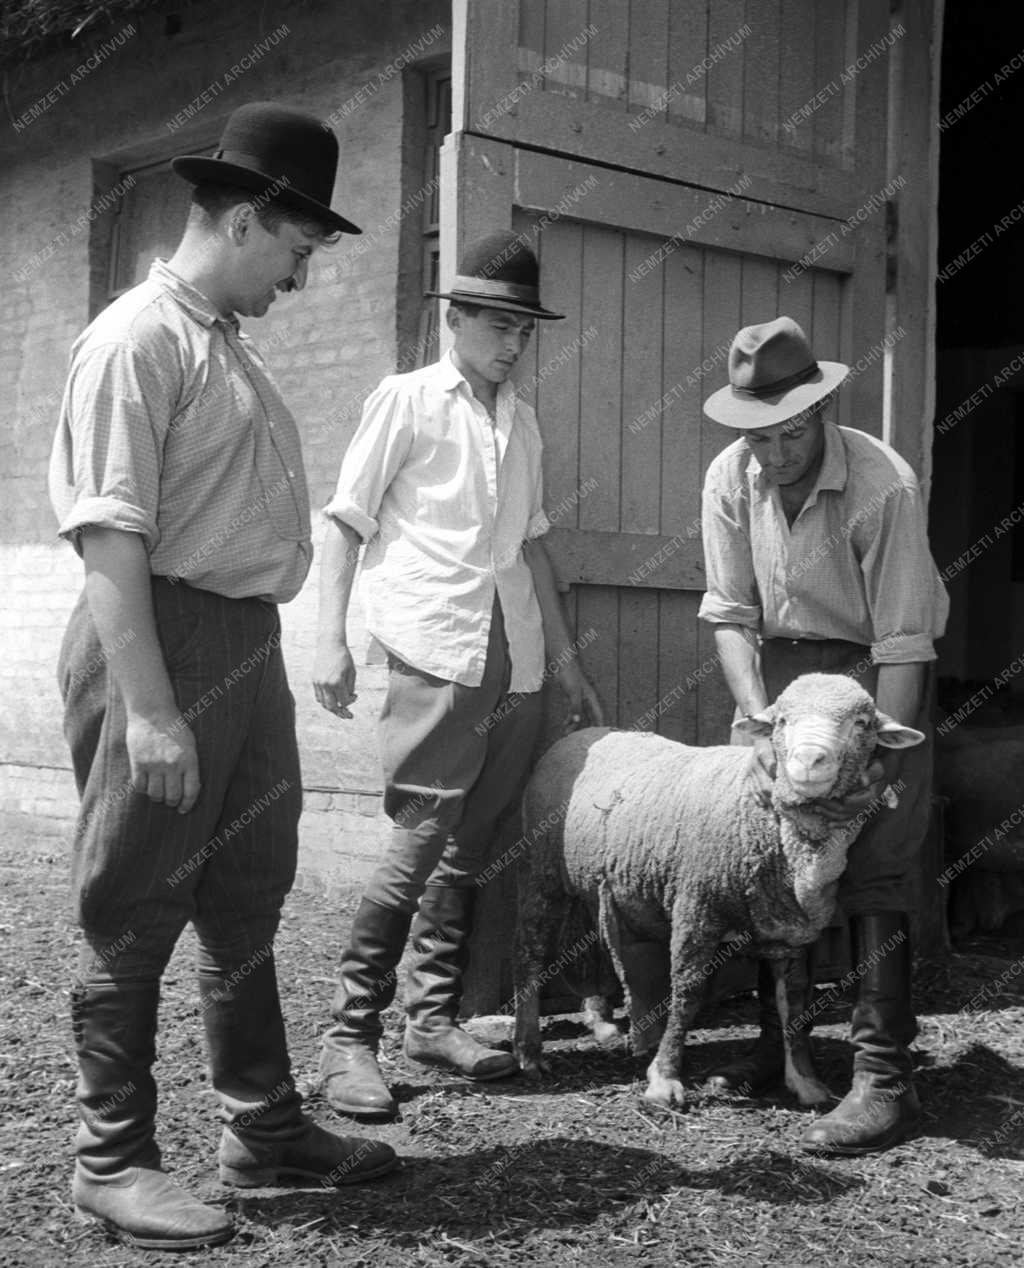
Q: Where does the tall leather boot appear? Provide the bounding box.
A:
[706,952,816,1096]
[801,912,920,1155]
[403,885,518,1079]
[71,979,234,1251]
[319,898,414,1118]
[199,949,398,1186]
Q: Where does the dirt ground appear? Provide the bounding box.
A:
[3,836,1024,1268]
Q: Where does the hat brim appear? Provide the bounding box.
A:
[426,289,564,320]
[703,361,850,429]
[171,156,361,235]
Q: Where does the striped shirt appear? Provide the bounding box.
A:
[699,421,948,663]
[325,352,549,691]
[49,259,312,604]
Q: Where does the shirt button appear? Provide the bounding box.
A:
[287,470,294,479]
[268,421,275,429]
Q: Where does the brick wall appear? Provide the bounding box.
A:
[0,0,450,888]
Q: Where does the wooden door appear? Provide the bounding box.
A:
[446,0,910,1011]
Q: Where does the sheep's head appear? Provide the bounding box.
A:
[732,672,924,803]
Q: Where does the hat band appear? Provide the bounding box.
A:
[213,148,322,200]
[450,275,539,302]
[732,360,820,399]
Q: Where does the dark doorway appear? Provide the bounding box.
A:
[930,1,1024,713]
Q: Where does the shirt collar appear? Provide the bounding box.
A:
[439,349,516,407]
[149,258,240,333]
[746,419,848,507]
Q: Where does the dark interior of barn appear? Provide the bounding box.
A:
[930,0,1024,715]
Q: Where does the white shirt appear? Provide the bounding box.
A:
[324,352,549,690]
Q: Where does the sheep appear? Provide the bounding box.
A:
[512,672,925,1109]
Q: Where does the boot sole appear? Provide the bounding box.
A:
[74,1207,234,1250]
[404,1051,519,1081]
[799,1120,920,1156]
[324,1097,398,1121]
[220,1155,400,1188]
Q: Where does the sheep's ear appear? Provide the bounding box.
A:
[732,708,774,738]
[874,711,925,749]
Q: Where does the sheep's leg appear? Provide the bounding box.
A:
[512,890,566,1079]
[770,954,831,1107]
[644,925,720,1108]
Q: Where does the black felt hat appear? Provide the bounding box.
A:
[172,101,361,236]
[427,230,564,319]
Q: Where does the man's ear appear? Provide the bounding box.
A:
[732,707,774,738]
[227,201,255,243]
[874,711,925,749]
[445,305,460,333]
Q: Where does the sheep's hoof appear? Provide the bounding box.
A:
[643,1071,686,1108]
[514,1051,549,1081]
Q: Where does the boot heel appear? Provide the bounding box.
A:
[219,1164,279,1188]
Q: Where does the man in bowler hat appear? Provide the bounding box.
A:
[49,102,396,1252]
[314,230,603,1118]
[698,316,948,1154]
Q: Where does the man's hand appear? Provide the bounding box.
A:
[555,661,604,732]
[126,710,200,814]
[747,737,776,808]
[811,758,888,824]
[313,640,358,719]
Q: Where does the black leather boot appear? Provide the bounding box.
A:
[71,980,234,1250]
[403,885,518,1079]
[706,952,817,1096]
[199,948,397,1186]
[319,899,414,1118]
[801,912,920,1155]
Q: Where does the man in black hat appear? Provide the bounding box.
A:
[697,316,948,1154]
[49,102,396,1252]
[313,229,602,1119]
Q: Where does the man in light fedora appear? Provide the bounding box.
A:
[49,102,396,1252]
[313,229,603,1119]
[697,316,948,1154]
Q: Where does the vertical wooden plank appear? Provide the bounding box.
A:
[666,1,708,128]
[577,584,620,721]
[538,0,589,99]
[847,0,891,440]
[622,234,664,535]
[742,0,780,145]
[811,268,849,429]
[778,0,816,156]
[658,590,702,744]
[626,0,671,114]
[779,254,815,332]
[578,223,623,532]
[888,0,943,489]
[458,0,519,134]
[697,248,743,744]
[706,0,746,137]
[811,0,847,166]
[740,253,780,328]
[517,0,546,70]
[586,0,629,106]
[619,589,662,729]
[532,217,584,517]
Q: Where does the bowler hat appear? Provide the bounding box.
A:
[703,316,849,428]
[427,230,564,319]
[172,101,361,235]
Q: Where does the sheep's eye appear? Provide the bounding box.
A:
[853,717,869,730]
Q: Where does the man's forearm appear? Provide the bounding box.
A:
[317,518,362,646]
[80,526,177,721]
[874,662,927,726]
[713,623,769,716]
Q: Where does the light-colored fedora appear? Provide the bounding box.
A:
[703,316,849,429]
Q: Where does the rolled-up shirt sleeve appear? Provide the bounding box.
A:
[323,378,415,542]
[698,465,762,629]
[51,341,174,552]
[860,480,945,664]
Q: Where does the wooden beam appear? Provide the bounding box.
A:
[513,147,857,272]
[546,526,706,590]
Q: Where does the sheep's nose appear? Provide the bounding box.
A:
[785,744,837,787]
